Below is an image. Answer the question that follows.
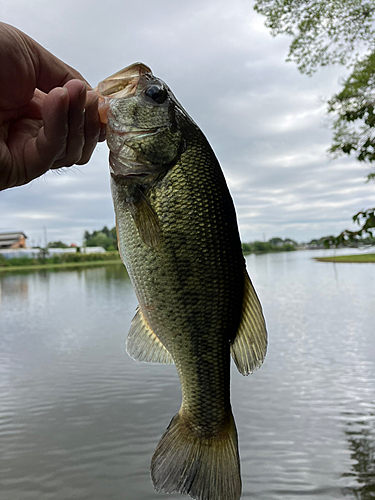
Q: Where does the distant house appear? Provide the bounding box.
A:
[0,232,27,249]
[284,239,298,247]
[47,248,77,255]
[269,237,284,247]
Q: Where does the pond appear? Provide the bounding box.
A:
[0,249,374,500]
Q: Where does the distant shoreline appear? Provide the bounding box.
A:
[0,259,124,273]
[314,254,375,263]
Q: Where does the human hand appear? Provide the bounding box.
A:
[0,23,105,191]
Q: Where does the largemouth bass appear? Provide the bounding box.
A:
[96,63,267,500]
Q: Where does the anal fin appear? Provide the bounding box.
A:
[126,306,174,364]
[230,269,268,376]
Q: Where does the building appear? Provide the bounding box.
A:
[0,232,28,249]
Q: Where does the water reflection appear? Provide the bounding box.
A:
[342,407,375,499]
[0,276,29,304]
[0,250,374,500]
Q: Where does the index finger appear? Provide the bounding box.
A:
[6,23,91,92]
[30,39,91,92]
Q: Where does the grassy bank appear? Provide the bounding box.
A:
[0,251,122,272]
[314,253,375,263]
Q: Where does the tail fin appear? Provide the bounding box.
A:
[151,411,241,500]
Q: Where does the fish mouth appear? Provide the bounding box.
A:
[96,62,152,99]
[95,63,153,124]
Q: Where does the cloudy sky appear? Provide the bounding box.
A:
[1,0,374,246]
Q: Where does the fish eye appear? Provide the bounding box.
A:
[145,85,168,104]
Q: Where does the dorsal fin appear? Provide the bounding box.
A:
[126,306,174,364]
[230,269,268,375]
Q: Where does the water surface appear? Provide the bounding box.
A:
[0,250,374,499]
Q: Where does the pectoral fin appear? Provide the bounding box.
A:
[126,306,174,364]
[230,269,268,375]
[129,188,161,249]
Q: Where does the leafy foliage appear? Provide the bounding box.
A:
[47,241,69,248]
[253,0,375,75]
[328,51,375,171]
[323,208,375,247]
[242,238,297,254]
[83,226,118,251]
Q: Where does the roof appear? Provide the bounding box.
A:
[0,232,27,241]
[0,232,28,248]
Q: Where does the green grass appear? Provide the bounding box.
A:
[314,253,375,263]
[0,251,123,273]
[0,260,124,273]
[0,260,125,273]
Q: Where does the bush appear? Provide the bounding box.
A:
[241,239,297,254]
[0,251,121,268]
[0,256,38,267]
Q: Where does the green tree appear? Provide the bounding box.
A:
[84,226,118,250]
[254,0,375,243]
[328,52,375,167]
[47,241,69,248]
[253,0,375,75]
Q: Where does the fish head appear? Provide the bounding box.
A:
[96,62,185,181]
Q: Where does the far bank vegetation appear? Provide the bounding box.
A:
[0,251,121,270]
[241,238,298,255]
[83,226,118,251]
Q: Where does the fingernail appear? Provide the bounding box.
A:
[61,87,69,99]
[79,81,87,94]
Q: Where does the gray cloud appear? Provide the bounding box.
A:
[1,0,373,245]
